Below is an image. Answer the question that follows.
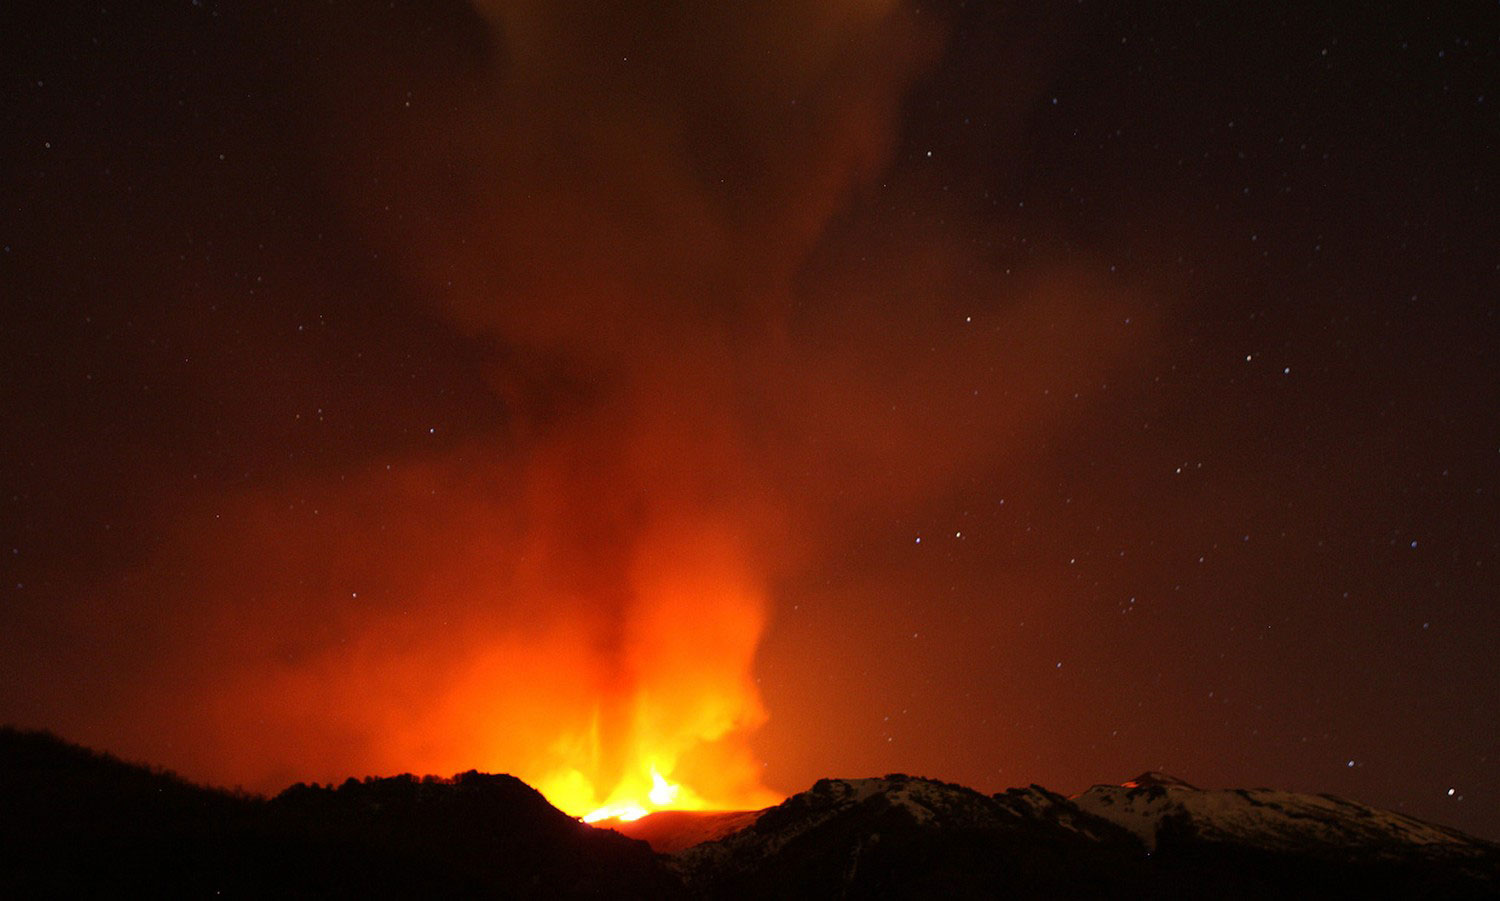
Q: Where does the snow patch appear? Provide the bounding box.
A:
[1074,780,1486,856]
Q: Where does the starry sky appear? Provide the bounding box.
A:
[3,2,1497,837]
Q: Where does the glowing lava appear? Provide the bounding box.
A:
[582,800,650,823]
[649,768,680,806]
[577,768,680,823]
[470,525,783,823]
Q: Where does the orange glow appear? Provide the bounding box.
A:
[577,768,680,823]
[649,768,680,806]
[582,800,650,824]
[488,520,783,823]
[119,414,793,818]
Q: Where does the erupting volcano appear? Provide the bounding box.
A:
[3,0,1498,867]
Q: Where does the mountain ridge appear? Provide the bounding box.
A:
[4,727,1495,898]
[660,773,1498,898]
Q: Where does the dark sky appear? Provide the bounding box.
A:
[3,1,1497,837]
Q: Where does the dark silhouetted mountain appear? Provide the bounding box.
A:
[4,728,1496,899]
[0,727,678,898]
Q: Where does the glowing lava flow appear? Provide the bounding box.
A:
[578,769,680,823]
[582,800,650,823]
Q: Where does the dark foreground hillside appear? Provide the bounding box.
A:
[0,727,678,898]
[3,728,1496,899]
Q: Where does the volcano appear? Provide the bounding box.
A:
[4,728,1496,898]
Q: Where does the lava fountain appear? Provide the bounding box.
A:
[510,520,783,823]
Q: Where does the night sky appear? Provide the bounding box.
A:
[3,2,1497,837]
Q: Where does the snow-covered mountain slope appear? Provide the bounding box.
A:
[672,774,1148,897]
[1074,771,1491,860]
[676,775,1135,863]
[671,773,1499,898]
[991,782,1139,843]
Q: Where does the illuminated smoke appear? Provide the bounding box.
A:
[10,2,1150,812]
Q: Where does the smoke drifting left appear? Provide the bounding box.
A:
[2,1,1153,813]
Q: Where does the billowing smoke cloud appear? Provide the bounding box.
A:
[1,0,1152,808]
[299,0,951,811]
